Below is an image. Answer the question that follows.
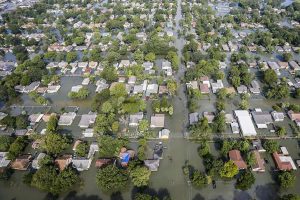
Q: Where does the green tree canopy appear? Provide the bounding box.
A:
[235,170,255,191]
[31,166,79,195]
[278,171,296,189]
[130,166,151,187]
[42,133,69,155]
[219,160,239,179]
[96,164,129,192]
[263,140,279,153]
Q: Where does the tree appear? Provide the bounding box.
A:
[98,135,128,157]
[46,115,58,133]
[31,166,79,195]
[246,151,256,166]
[0,136,13,151]
[101,101,114,114]
[191,170,208,188]
[167,80,177,95]
[278,171,296,190]
[198,141,210,157]
[15,115,28,129]
[100,67,118,83]
[219,160,239,179]
[263,69,278,85]
[130,166,151,187]
[138,119,149,133]
[66,52,77,63]
[235,170,255,191]
[75,142,88,157]
[213,112,226,133]
[96,165,129,192]
[280,194,300,200]
[263,140,279,153]
[282,52,293,62]
[68,87,89,99]
[277,126,287,137]
[8,136,27,159]
[110,83,127,98]
[42,133,69,155]
[190,117,212,139]
[145,52,156,62]
[134,193,159,200]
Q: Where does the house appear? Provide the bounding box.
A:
[289,61,300,72]
[0,152,11,168]
[15,129,28,136]
[237,85,248,94]
[287,110,300,127]
[203,112,215,123]
[150,114,165,128]
[144,159,160,171]
[251,110,273,129]
[55,155,72,171]
[229,150,247,170]
[189,113,199,125]
[78,112,97,128]
[249,80,261,94]
[0,112,8,121]
[159,129,170,139]
[230,122,239,134]
[252,139,266,152]
[146,84,158,96]
[71,85,83,93]
[143,62,154,71]
[186,81,198,90]
[47,85,61,93]
[133,85,144,94]
[28,114,44,125]
[158,85,168,95]
[162,61,172,76]
[129,112,144,126]
[273,152,297,171]
[58,112,76,126]
[200,76,210,87]
[32,153,46,169]
[23,81,40,93]
[199,83,210,94]
[11,155,31,170]
[252,150,265,172]
[211,80,224,93]
[72,158,92,171]
[95,159,112,168]
[128,76,137,85]
[82,129,94,137]
[95,80,109,93]
[271,111,285,122]
[88,142,99,159]
[119,60,130,68]
[136,32,147,41]
[82,78,90,85]
[234,110,257,136]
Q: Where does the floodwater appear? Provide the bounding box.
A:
[1,0,300,199]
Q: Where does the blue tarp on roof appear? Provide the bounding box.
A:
[121,153,130,163]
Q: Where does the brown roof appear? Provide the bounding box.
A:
[200,76,209,82]
[11,155,31,170]
[252,150,265,172]
[229,150,247,169]
[199,84,209,94]
[55,155,72,171]
[95,159,112,168]
[272,152,292,171]
[159,86,168,94]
